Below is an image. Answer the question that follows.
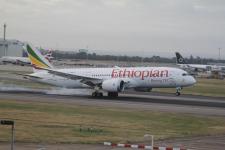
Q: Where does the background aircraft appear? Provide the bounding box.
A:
[175,52,225,79]
[0,56,30,66]
[0,49,53,66]
[175,52,214,71]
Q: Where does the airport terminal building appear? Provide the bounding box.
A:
[0,39,25,57]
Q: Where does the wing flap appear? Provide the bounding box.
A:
[36,67,102,87]
[14,73,43,79]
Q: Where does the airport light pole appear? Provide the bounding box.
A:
[3,23,6,41]
[3,23,7,56]
[0,120,15,150]
[218,48,221,63]
[86,45,89,61]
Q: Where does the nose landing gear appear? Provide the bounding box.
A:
[175,87,182,96]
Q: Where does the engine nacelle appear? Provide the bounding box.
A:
[134,87,152,92]
[102,79,125,92]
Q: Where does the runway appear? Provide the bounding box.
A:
[0,90,225,117]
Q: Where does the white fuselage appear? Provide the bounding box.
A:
[0,56,30,65]
[178,63,225,72]
[29,67,196,90]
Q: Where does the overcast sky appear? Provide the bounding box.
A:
[1,0,225,59]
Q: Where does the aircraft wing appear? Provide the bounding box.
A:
[36,67,102,87]
[14,73,43,79]
[16,59,31,65]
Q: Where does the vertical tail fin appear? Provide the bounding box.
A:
[44,49,54,62]
[26,44,54,71]
[175,52,186,64]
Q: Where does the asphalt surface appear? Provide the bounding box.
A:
[0,90,225,117]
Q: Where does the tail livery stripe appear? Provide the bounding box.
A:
[28,54,49,68]
[26,44,51,68]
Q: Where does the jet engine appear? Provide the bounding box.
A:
[102,79,125,92]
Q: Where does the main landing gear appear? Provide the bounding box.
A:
[107,92,118,97]
[175,87,182,96]
[91,86,103,97]
[92,91,103,97]
[91,91,119,97]
[91,86,119,98]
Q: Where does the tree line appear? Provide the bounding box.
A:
[52,50,225,64]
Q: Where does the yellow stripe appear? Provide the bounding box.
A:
[28,54,48,68]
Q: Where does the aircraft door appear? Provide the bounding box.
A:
[167,70,177,87]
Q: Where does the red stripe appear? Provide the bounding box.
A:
[138,144,145,148]
[105,142,187,150]
[124,144,131,147]
[166,147,173,150]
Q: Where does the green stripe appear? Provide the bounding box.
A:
[26,45,49,67]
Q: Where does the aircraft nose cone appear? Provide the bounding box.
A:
[191,77,197,85]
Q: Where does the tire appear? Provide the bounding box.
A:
[92,92,103,97]
[108,92,118,97]
[175,92,180,96]
[97,92,103,97]
[92,92,97,97]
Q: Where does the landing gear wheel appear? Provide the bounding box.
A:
[92,92,97,97]
[175,87,182,96]
[97,92,103,97]
[175,92,180,96]
[108,92,118,97]
[92,92,103,97]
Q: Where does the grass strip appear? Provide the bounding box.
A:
[0,100,225,143]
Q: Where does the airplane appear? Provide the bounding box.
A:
[176,52,225,73]
[175,52,215,72]
[0,49,53,66]
[175,52,225,79]
[23,44,196,97]
[0,56,31,66]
